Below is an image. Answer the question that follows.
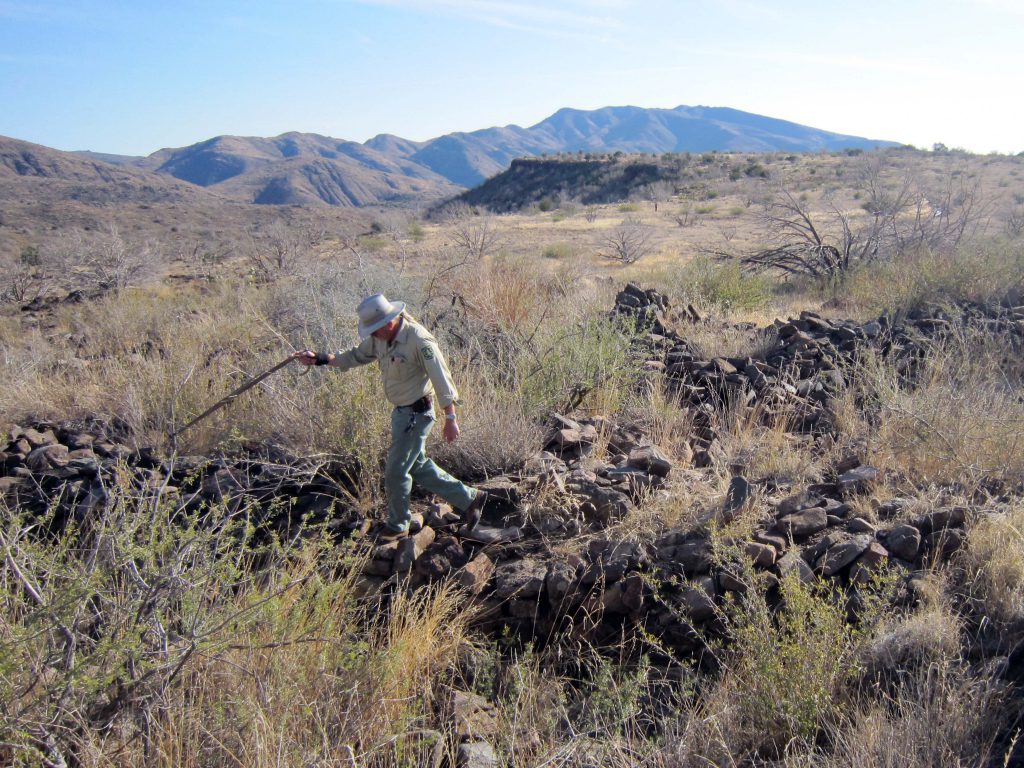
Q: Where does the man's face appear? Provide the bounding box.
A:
[371,318,400,341]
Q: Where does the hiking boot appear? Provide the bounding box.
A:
[461,491,487,529]
[369,523,407,542]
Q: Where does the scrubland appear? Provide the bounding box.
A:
[2,147,1024,766]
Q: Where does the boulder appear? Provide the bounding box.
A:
[546,560,581,606]
[658,537,713,576]
[884,524,921,561]
[494,559,546,600]
[414,536,468,580]
[777,551,816,585]
[450,690,499,742]
[837,466,879,494]
[626,445,673,477]
[573,482,632,525]
[818,535,873,576]
[26,444,69,472]
[679,577,717,622]
[777,490,822,515]
[776,507,828,539]
[458,554,495,596]
[744,541,777,569]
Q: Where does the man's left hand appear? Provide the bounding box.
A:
[443,419,460,443]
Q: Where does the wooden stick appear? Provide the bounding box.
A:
[171,356,295,439]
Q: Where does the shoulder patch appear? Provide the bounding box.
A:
[421,344,435,361]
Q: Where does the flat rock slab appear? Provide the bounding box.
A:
[819,535,873,576]
[837,466,879,493]
[776,507,828,538]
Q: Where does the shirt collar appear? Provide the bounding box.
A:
[388,316,408,348]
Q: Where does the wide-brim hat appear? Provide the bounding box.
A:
[357,293,406,339]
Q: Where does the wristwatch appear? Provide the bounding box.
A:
[445,413,457,421]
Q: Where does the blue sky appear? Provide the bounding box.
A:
[1,0,1021,156]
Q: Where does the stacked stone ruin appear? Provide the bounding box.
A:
[3,284,1023,658]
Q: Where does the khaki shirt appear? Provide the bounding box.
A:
[332,314,460,408]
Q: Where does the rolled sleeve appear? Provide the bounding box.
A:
[418,339,459,407]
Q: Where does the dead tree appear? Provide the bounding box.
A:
[451,216,502,260]
[726,169,990,280]
[600,218,655,264]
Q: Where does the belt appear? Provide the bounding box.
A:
[405,395,433,413]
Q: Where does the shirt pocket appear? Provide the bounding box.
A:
[385,352,408,381]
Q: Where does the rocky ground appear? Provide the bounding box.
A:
[4,284,1024,765]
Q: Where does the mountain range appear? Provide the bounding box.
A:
[2,105,899,208]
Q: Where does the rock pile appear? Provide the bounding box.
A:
[4,284,1021,658]
[613,282,1024,465]
[0,419,345,535]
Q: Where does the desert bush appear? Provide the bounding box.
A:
[860,581,962,681]
[1006,207,1024,238]
[245,221,323,283]
[542,241,574,260]
[451,215,502,260]
[0,254,48,303]
[41,225,162,293]
[600,218,655,264]
[834,326,1024,492]
[963,499,1024,623]
[669,256,772,314]
[793,660,1008,768]
[0,485,475,767]
[702,573,872,758]
[841,240,1024,315]
[407,220,426,242]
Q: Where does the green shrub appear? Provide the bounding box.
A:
[618,202,639,212]
[716,573,871,753]
[407,221,426,242]
[841,241,1024,315]
[359,236,389,252]
[542,242,575,259]
[671,257,771,312]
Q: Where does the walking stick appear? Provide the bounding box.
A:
[170,356,296,441]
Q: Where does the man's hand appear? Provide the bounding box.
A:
[294,350,332,366]
[293,349,318,366]
[443,418,460,443]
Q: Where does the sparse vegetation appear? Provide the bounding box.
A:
[3,145,1024,767]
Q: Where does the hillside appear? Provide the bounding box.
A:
[2,104,897,208]
[0,135,223,206]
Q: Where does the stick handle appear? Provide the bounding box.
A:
[171,356,295,438]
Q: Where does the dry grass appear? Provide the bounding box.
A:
[0,481,477,767]
[4,149,1024,767]
[834,326,1024,493]
[793,660,1008,768]
[963,499,1024,623]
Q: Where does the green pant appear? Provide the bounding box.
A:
[384,406,475,532]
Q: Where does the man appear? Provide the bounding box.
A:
[294,293,485,538]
